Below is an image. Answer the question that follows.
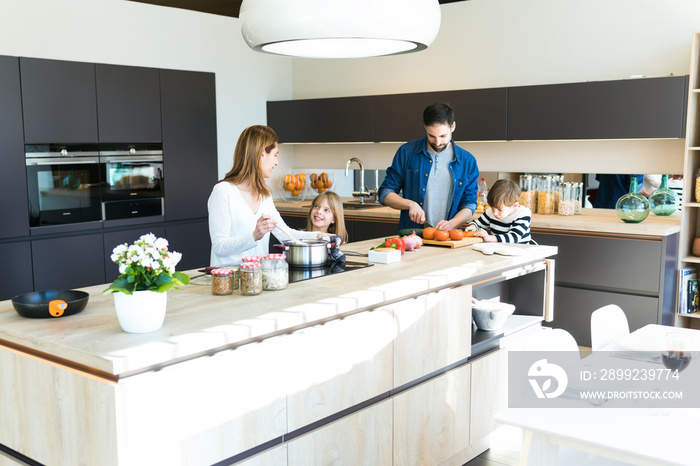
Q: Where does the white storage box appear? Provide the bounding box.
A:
[368,247,401,264]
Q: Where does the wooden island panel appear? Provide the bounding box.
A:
[285,309,395,431]
[392,285,472,388]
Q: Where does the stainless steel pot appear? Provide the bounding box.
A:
[274,239,336,267]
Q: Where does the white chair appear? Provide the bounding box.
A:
[590,304,629,350]
[521,328,579,352]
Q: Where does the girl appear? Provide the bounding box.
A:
[306,191,349,244]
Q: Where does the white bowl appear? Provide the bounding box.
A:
[471,300,515,331]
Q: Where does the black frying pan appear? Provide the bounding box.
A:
[11,290,89,318]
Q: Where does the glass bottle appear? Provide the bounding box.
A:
[574,182,583,214]
[615,177,650,223]
[650,175,679,216]
[262,254,289,290]
[696,169,700,203]
[519,174,537,212]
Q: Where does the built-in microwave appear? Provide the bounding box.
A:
[99,143,164,221]
[25,144,102,227]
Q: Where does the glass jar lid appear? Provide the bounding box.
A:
[242,256,263,262]
[211,267,233,275]
[265,254,287,261]
[240,262,262,269]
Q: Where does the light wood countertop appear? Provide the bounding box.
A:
[275,199,680,237]
[0,238,556,378]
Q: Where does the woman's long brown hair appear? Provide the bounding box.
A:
[221,125,277,198]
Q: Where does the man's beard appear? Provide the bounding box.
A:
[429,141,449,153]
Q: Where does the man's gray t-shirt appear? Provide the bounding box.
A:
[423,143,454,227]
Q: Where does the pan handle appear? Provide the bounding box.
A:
[273,244,289,251]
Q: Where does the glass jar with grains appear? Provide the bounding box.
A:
[262,254,289,291]
[519,174,537,212]
[211,268,235,295]
[537,175,555,214]
[239,262,263,296]
[695,169,700,203]
[558,183,576,216]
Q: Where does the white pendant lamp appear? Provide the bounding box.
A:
[239,0,442,59]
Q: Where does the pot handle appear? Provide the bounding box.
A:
[325,241,336,249]
[273,244,289,251]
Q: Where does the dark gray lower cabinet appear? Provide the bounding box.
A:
[165,221,211,271]
[351,218,399,242]
[0,241,33,301]
[103,226,167,282]
[31,233,105,292]
[535,230,678,347]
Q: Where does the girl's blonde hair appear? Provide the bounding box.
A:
[221,125,277,198]
[306,191,349,244]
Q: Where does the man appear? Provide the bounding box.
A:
[378,102,480,231]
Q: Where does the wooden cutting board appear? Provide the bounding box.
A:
[422,237,483,248]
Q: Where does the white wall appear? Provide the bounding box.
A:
[289,0,700,176]
[0,0,294,180]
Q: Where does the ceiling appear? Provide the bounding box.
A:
[128,0,465,19]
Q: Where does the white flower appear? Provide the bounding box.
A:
[154,237,168,250]
[112,244,128,255]
[140,233,157,245]
[119,264,127,274]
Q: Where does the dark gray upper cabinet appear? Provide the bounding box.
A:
[374,88,508,142]
[267,96,374,143]
[160,69,218,221]
[0,56,29,239]
[507,76,688,140]
[20,58,98,143]
[96,64,162,142]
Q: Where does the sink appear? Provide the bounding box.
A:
[342,202,382,210]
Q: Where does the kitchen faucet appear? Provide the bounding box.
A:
[345,157,377,204]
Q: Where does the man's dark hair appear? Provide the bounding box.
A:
[423,102,454,127]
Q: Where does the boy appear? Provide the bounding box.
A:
[466,179,532,244]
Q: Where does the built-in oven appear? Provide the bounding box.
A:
[99,143,164,220]
[25,144,102,227]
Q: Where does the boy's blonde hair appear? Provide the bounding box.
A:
[306,191,349,244]
[487,179,520,208]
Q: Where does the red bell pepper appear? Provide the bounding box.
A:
[384,236,406,253]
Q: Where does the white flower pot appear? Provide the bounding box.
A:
[113,290,168,333]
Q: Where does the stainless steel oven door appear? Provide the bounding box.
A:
[25,156,102,227]
[100,154,164,201]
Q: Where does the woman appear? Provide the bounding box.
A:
[305,191,349,245]
[208,125,324,266]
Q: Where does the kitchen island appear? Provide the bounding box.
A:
[0,239,556,465]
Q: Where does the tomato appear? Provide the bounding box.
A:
[283,174,293,184]
[295,178,305,190]
[298,173,306,181]
[292,189,301,196]
[434,230,450,241]
[449,229,464,241]
[464,230,477,237]
[423,227,437,240]
[317,180,325,189]
[325,178,333,188]
[284,182,295,192]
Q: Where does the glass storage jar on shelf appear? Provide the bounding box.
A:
[616,177,650,223]
[537,175,555,214]
[574,182,583,214]
[695,169,700,203]
[650,174,678,216]
[519,174,537,212]
[239,262,263,295]
[558,183,576,216]
[553,175,564,214]
[262,254,288,291]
